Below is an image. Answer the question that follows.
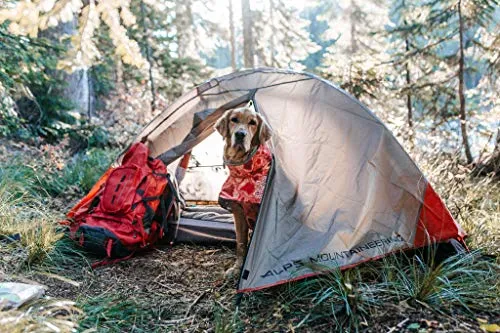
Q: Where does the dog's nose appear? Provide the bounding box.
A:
[235,131,246,141]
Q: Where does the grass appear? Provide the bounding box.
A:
[0,147,116,272]
[379,249,499,312]
[52,147,119,195]
[0,299,81,333]
[213,302,243,333]
[0,147,118,198]
[258,250,500,332]
[286,265,375,330]
[0,166,63,271]
[77,295,158,333]
[415,151,500,257]
[0,141,498,332]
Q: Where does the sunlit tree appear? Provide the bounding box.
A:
[320,0,389,103]
[386,0,499,163]
[0,0,149,71]
[253,0,319,69]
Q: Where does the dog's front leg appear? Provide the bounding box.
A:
[226,203,248,279]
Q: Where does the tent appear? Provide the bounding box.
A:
[132,68,466,293]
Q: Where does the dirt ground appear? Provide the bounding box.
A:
[9,243,495,332]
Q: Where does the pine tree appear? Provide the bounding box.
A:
[139,0,155,112]
[228,0,236,70]
[252,0,319,69]
[385,0,420,144]
[126,0,210,101]
[320,0,389,103]
[300,2,337,71]
[385,0,498,163]
[241,0,254,67]
[174,0,194,59]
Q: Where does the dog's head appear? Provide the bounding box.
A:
[214,102,272,154]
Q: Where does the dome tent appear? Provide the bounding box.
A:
[133,68,466,292]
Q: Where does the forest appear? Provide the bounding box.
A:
[0,0,499,332]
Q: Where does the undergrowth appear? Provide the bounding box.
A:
[0,168,62,271]
[0,298,81,332]
[0,147,116,271]
[0,142,498,332]
[0,147,118,198]
[77,294,158,333]
[415,151,500,257]
[235,250,499,332]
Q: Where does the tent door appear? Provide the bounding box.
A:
[238,156,276,283]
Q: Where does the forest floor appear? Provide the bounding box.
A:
[1,138,499,332]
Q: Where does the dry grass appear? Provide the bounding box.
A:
[0,141,498,332]
[414,150,500,257]
[0,299,81,333]
[0,170,63,274]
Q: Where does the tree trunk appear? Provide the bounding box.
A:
[458,0,473,164]
[347,0,358,95]
[228,0,237,70]
[40,19,92,120]
[140,0,156,113]
[350,0,358,54]
[241,0,254,68]
[269,0,276,67]
[175,0,193,58]
[405,38,413,143]
[402,0,412,141]
[87,67,93,122]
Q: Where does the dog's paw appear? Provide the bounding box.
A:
[224,265,241,280]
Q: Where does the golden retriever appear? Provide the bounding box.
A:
[214,102,272,278]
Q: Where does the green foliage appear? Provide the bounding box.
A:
[78,295,157,333]
[157,55,209,99]
[0,146,116,269]
[66,125,114,153]
[0,158,50,199]
[0,147,117,198]
[323,66,383,100]
[285,250,499,331]
[213,302,243,333]
[61,148,117,194]
[0,165,63,269]
[42,147,118,196]
[0,24,76,142]
[386,0,499,139]
[300,2,337,71]
[380,250,499,311]
[127,0,210,100]
[90,27,117,101]
[0,111,25,139]
[41,236,91,275]
[90,63,115,99]
[0,95,27,138]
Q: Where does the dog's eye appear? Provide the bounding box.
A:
[248,120,257,126]
[230,117,239,123]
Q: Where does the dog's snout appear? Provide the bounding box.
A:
[235,130,246,141]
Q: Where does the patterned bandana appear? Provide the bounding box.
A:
[219,144,272,229]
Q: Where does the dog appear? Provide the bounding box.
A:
[214,101,272,278]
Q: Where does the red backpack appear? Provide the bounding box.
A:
[63,142,179,267]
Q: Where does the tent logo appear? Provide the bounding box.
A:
[259,235,406,279]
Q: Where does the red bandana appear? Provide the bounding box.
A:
[219,145,272,228]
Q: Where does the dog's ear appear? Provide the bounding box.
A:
[215,110,231,137]
[256,113,272,144]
